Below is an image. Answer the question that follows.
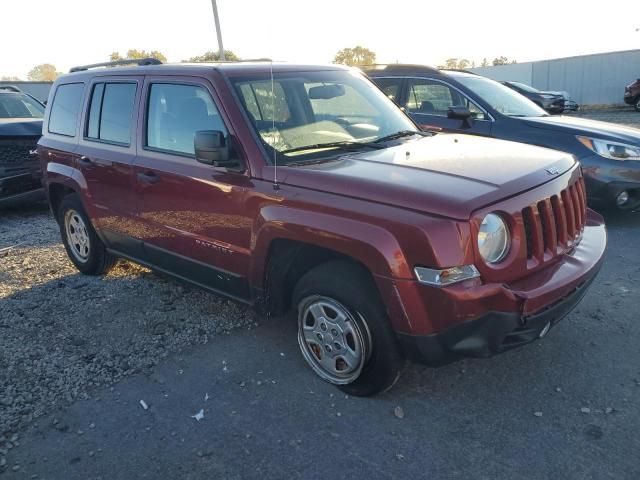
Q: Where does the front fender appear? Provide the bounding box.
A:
[249,204,413,289]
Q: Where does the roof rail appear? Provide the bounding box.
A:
[441,68,478,75]
[185,58,273,64]
[69,57,162,73]
[360,64,441,75]
[0,85,22,93]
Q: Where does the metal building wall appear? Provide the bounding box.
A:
[470,49,640,106]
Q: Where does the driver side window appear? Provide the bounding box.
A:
[406,79,486,120]
[146,83,228,156]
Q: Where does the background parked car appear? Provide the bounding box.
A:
[502,81,578,114]
[0,85,45,206]
[366,65,640,210]
[624,78,640,112]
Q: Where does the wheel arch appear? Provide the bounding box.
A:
[48,182,78,221]
[250,207,412,317]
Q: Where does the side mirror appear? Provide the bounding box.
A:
[447,106,474,128]
[194,130,244,171]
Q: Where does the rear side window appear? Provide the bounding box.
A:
[48,83,84,136]
[86,82,137,145]
[146,83,227,155]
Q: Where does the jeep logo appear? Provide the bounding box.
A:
[546,167,561,175]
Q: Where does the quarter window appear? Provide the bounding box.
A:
[146,83,227,155]
[48,83,84,136]
[86,82,137,145]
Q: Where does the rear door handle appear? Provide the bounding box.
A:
[78,156,93,167]
[137,171,160,184]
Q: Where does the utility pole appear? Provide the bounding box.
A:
[210,0,226,61]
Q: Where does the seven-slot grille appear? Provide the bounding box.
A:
[522,176,588,262]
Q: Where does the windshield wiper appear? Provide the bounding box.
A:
[279,140,386,155]
[372,130,430,144]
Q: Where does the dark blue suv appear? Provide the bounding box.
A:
[366,65,640,211]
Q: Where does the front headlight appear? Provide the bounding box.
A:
[577,136,640,161]
[478,213,510,264]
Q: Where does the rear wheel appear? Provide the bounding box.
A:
[292,261,404,396]
[58,194,116,275]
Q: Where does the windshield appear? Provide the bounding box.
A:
[508,81,539,93]
[230,69,418,164]
[0,93,45,119]
[454,75,547,117]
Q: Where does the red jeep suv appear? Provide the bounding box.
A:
[39,59,607,396]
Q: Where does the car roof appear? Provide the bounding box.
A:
[363,64,479,80]
[57,62,352,82]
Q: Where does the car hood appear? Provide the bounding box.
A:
[523,115,640,143]
[0,118,43,137]
[277,134,576,220]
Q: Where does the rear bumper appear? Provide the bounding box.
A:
[382,210,606,366]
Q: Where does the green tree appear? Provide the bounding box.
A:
[109,49,168,64]
[457,59,471,69]
[437,58,472,70]
[332,46,376,67]
[492,56,517,66]
[184,50,240,62]
[27,64,61,81]
[481,58,489,67]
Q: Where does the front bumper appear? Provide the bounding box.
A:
[0,170,44,206]
[581,155,640,209]
[623,92,637,105]
[397,267,598,365]
[541,97,565,113]
[381,210,606,366]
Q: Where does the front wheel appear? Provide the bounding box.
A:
[292,261,404,396]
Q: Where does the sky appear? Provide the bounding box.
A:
[2,0,639,79]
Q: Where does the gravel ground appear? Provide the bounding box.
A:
[0,203,254,451]
[1,109,639,478]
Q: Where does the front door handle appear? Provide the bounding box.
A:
[137,171,160,184]
[78,156,93,167]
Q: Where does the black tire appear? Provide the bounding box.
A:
[58,193,116,275]
[292,260,404,396]
[635,98,640,112]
